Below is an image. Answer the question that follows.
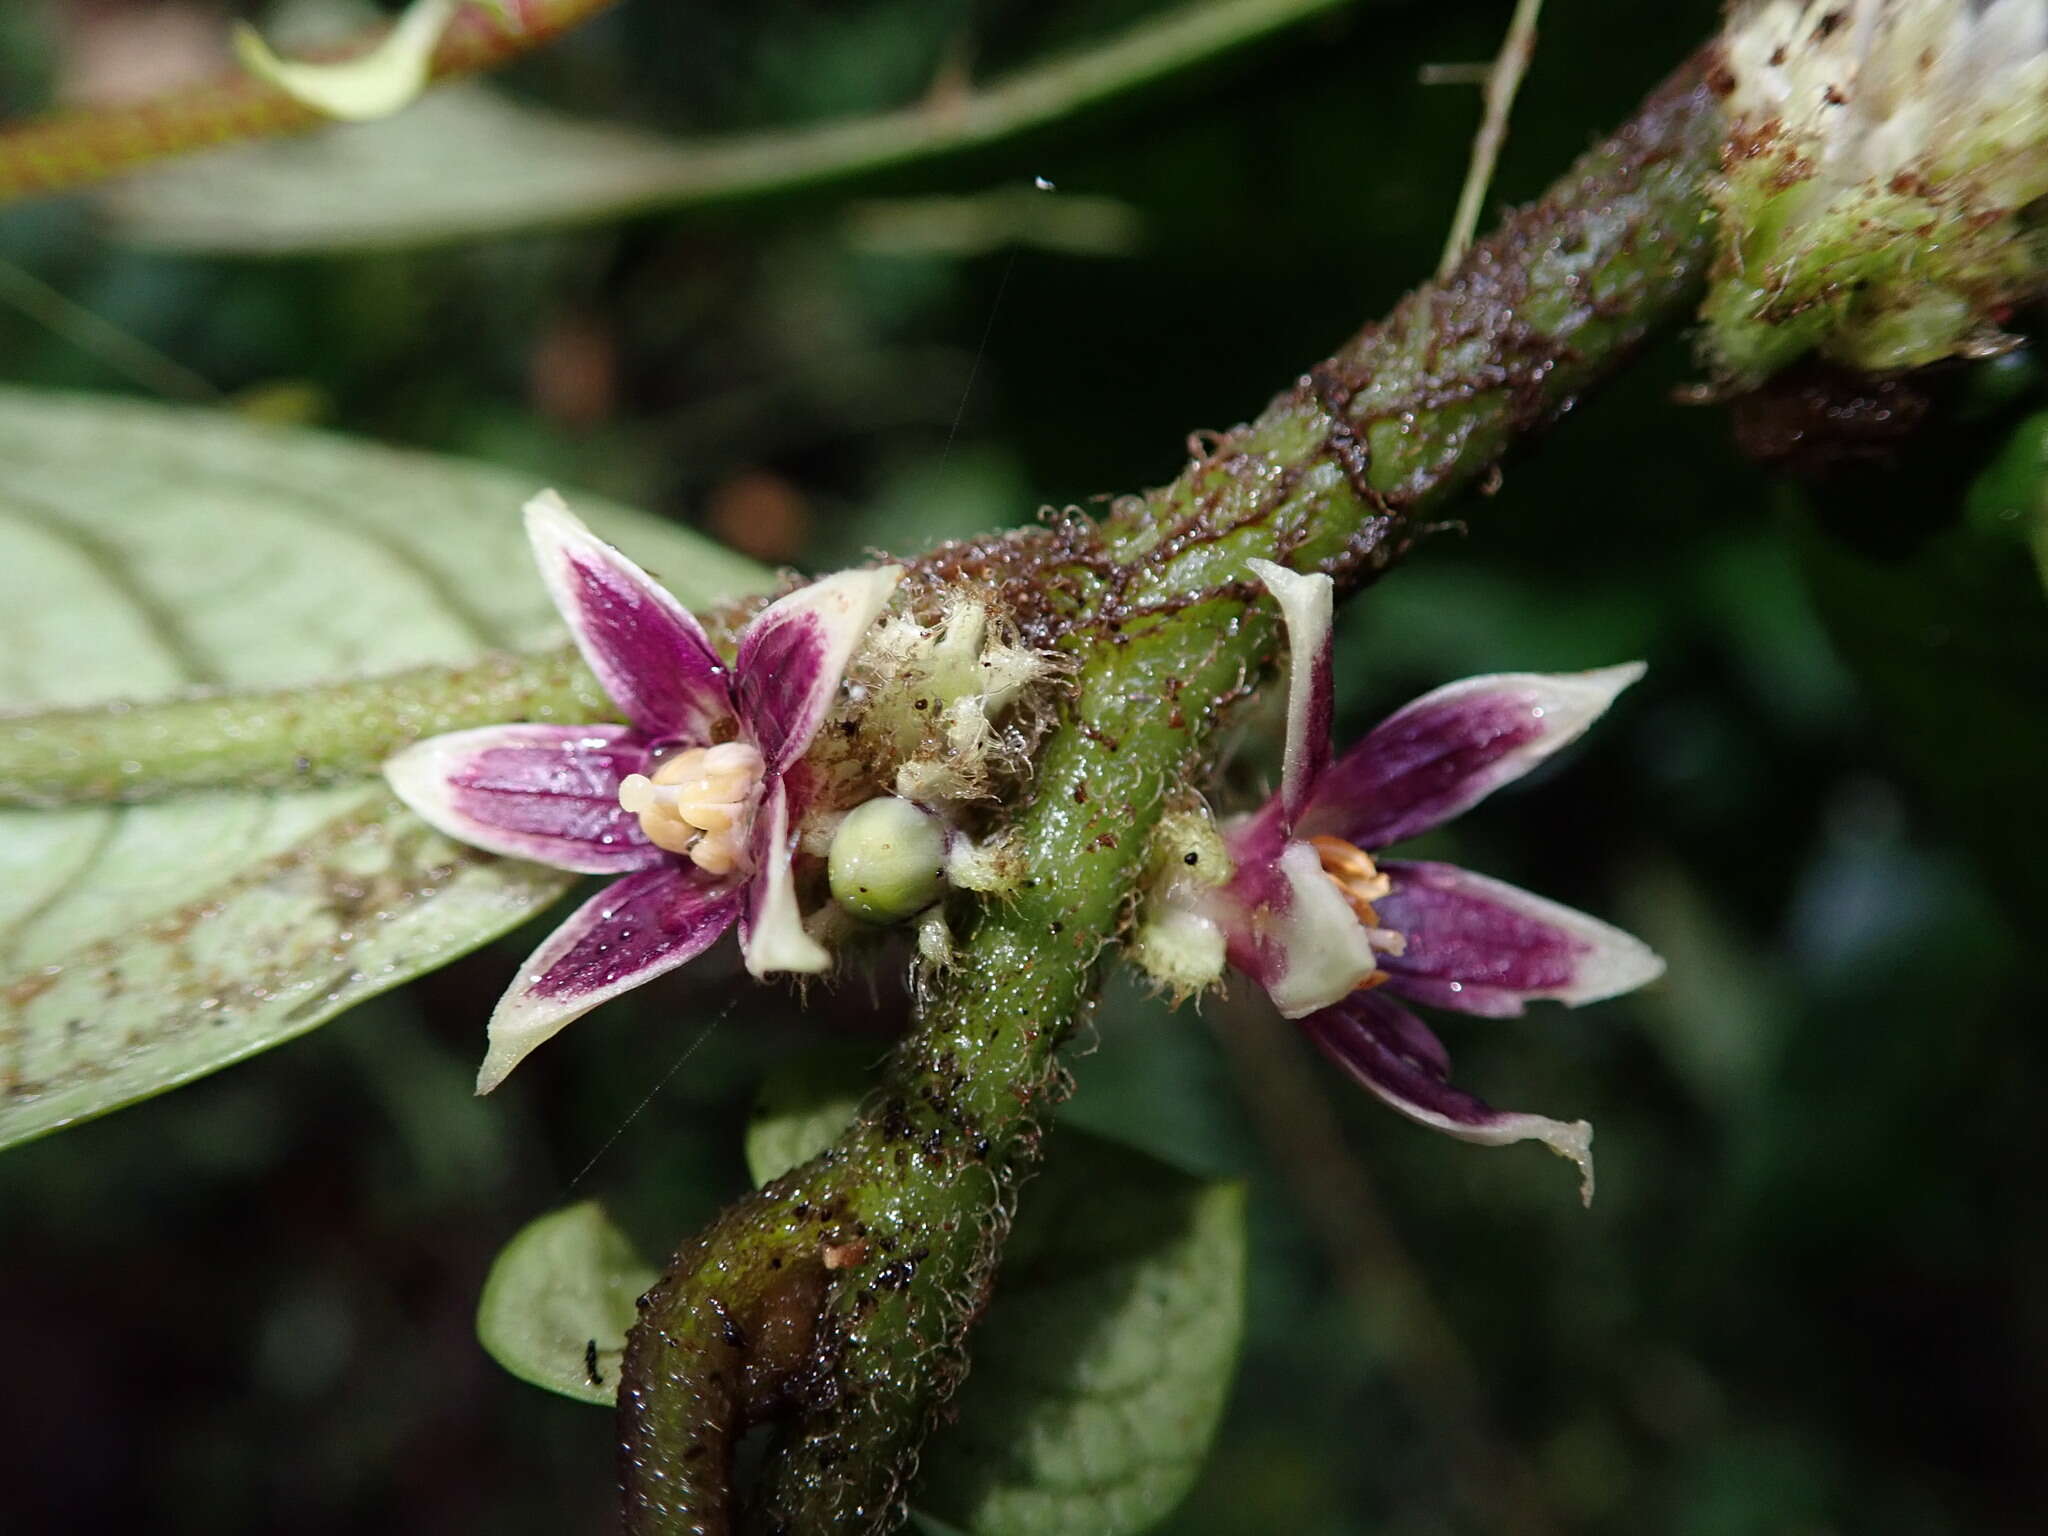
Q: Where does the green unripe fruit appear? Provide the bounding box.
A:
[828,796,948,925]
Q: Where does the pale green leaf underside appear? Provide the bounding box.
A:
[742,1057,1246,1536]
[0,386,766,1151]
[476,1200,658,1408]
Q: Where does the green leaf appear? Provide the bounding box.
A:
[743,1042,873,1185]
[100,0,1352,256]
[916,1137,1246,1536]
[476,1200,659,1407]
[0,386,765,1151]
[101,86,700,256]
[745,1054,1247,1536]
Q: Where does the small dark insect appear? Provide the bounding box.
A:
[585,1338,605,1387]
[1184,851,1199,865]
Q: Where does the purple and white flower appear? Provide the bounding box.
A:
[1163,559,1664,1200]
[385,492,902,1092]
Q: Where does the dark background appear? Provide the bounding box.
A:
[3,1,2043,1532]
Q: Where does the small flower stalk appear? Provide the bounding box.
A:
[386,492,901,1090]
[1704,0,2048,386]
[1133,560,1664,1201]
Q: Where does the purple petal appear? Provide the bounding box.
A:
[1221,839,1384,1019]
[384,723,661,875]
[1246,559,1334,828]
[1300,663,1646,848]
[1375,860,1664,1017]
[525,491,736,741]
[1303,992,1595,1203]
[479,865,741,1092]
[736,566,903,773]
[738,777,829,976]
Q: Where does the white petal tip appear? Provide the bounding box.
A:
[381,733,484,846]
[1545,1119,1597,1208]
[477,985,593,1095]
[475,1038,529,1097]
[1245,558,1333,606]
[1561,932,1667,1007]
[1475,1113,1597,1205]
[821,563,907,616]
[381,738,443,808]
[1582,660,1649,696]
[522,487,584,538]
[1533,661,1648,728]
[234,0,458,123]
[742,928,833,978]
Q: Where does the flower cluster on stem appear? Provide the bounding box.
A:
[1135,560,1664,1200]
[386,493,900,1090]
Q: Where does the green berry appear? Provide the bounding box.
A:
[828,797,948,925]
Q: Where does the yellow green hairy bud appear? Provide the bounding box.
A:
[1126,805,1234,1003]
[943,830,1028,895]
[1129,906,1228,1001]
[850,593,1059,805]
[828,796,949,925]
[1143,806,1232,891]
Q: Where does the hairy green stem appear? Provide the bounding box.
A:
[0,647,610,807]
[619,55,1724,1535]
[0,0,621,202]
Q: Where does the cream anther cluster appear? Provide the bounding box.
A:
[618,742,764,875]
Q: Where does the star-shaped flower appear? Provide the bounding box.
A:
[1149,560,1664,1198]
[386,492,901,1091]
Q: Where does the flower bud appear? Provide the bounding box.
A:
[1705,0,2048,386]
[827,796,949,925]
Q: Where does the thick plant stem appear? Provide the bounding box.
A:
[618,55,1725,1535]
[0,0,620,201]
[0,647,611,807]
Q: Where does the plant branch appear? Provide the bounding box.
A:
[617,52,1724,1536]
[0,0,620,202]
[0,647,612,808]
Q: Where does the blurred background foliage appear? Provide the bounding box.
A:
[2,0,2044,1532]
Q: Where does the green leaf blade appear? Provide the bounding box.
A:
[916,1139,1247,1536]
[477,1201,659,1408]
[0,387,765,1150]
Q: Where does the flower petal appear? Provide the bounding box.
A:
[739,778,830,976]
[1375,860,1665,1017]
[525,490,736,742]
[1246,559,1334,827]
[737,566,904,773]
[1302,663,1646,848]
[479,866,741,1093]
[384,723,660,875]
[1302,992,1596,1204]
[1224,839,1384,1019]
[233,0,478,123]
